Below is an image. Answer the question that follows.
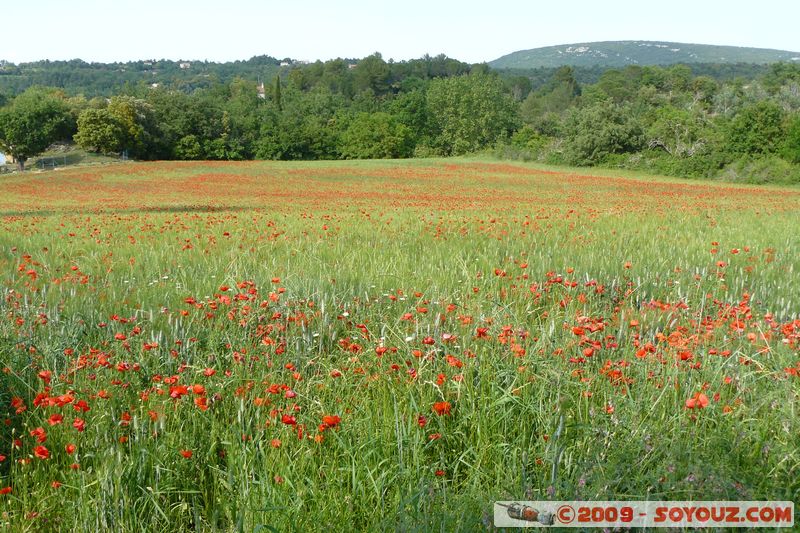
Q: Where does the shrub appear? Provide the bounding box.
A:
[718,155,800,185]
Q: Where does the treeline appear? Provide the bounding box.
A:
[1,54,799,183]
[0,53,500,167]
[501,62,777,93]
[0,55,777,98]
[506,62,800,183]
[0,56,286,97]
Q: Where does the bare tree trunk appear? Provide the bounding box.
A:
[17,158,25,172]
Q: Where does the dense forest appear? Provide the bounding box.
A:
[0,55,776,97]
[1,53,799,183]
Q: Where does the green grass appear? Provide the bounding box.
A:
[0,159,798,531]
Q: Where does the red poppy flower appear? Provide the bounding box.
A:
[169,385,189,399]
[65,443,76,455]
[685,393,710,409]
[34,445,50,460]
[0,487,11,495]
[179,449,193,459]
[281,414,297,425]
[11,397,26,414]
[432,401,451,416]
[319,414,341,431]
[30,427,48,443]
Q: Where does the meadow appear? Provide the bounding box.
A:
[0,159,799,531]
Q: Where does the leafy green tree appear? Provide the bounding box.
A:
[146,88,220,159]
[320,59,353,97]
[521,66,580,127]
[174,134,204,160]
[340,112,413,159]
[508,125,550,159]
[222,78,263,158]
[725,100,785,154]
[74,96,157,158]
[206,111,246,160]
[664,65,693,93]
[288,68,311,91]
[352,53,390,95]
[0,87,72,170]
[712,83,746,117]
[780,114,800,163]
[256,86,344,160]
[388,88,432,145]
[426,73,518,155]
[690,76,719,109]
[143,90,188,158]
[594,67,642,102]
[646,106,710,158]
[762,62,800,95]
[274,75,283,112]
[107,96,158,158]
[74,108,125,154]
[504,75,532,101]
[562,101,644,165]
[351,88,381,113]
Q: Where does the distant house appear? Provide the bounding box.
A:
[280,61,290,67]
[257,82,266,99]
[0,152,13,165]
[179,62,191,69]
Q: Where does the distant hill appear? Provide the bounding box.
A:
[489,41,800,69]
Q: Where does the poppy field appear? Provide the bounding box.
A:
[0,159,799,531]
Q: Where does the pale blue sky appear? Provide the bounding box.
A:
[2,0,799,64]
